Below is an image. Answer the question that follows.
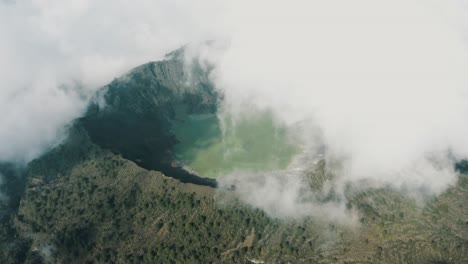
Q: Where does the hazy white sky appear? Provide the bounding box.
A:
[209,0,468,217]
[211,0,468,195]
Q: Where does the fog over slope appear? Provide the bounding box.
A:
[203,0,468,218]
[0,0,223,163]
[1,0,468,218]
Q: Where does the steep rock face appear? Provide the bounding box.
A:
[79,51,218,186]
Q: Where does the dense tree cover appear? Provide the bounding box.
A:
[3,132,465,263]
[16,151,322,263]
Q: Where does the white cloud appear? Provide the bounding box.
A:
[0,0,223,163]
[1,0,467,220]
[198,0,468,219]
[208,0,468,193]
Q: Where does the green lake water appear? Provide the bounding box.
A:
[171,111,299,178]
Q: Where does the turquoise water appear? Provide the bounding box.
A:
[171,110,299,178]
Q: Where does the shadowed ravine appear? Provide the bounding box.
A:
[78,51,220,187]
[79,49,299,187]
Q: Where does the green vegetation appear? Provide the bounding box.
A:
[14,143,323,263]
[2,130,465,263]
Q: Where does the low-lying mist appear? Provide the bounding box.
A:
[187,0,468,220]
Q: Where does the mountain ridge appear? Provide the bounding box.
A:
[0,50,466,263]
[79,50,219,187]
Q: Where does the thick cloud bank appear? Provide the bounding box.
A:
[202,0,468,217]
